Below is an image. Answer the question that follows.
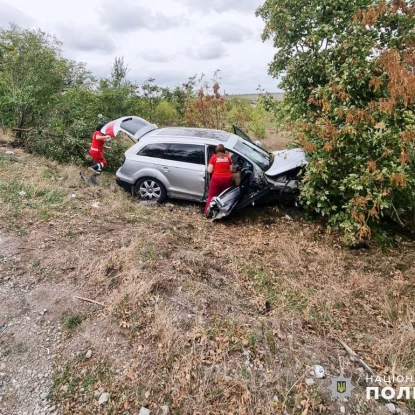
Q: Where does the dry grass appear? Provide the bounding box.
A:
[262,127,294,151]
[1,147,415,414]
[0,128,13,145]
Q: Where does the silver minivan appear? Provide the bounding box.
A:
[113,116,307,217]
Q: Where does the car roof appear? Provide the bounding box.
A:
[150,127,231,142]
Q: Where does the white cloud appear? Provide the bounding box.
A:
[98,0,186,32]
[0,1,35,27]
[187,42,227,60]
[58,24,116,53]
[4,0,280,93]
[177,0,262,13]
[139,50,176,63]
[207,23,253,43]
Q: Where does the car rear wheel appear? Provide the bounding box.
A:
[134,178,167,202]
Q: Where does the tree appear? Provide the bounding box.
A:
[0,25,69,139]
[226,97,253,132]
[160,76,197,122]
[97,57,138,120]
[257,0,415,242]
[185,73,228,130]
[140,78,162,122]
[257,0,373,116]
[154,100,179,125]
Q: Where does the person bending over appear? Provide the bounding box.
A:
[88,124,112,175]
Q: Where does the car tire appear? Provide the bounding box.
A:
[134,177,167,202]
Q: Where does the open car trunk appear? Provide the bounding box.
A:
[101,116,158,142]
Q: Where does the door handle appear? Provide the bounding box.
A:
[161,166,169,172]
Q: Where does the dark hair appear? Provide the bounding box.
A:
[96,123,106,132]
[216,144,226,154]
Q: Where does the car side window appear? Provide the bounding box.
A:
[166,144,205,165]
[137,143,168,158]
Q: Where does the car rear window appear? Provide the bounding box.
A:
[138,143,168,158]
[166,144,205,165]
[121,118,149,135]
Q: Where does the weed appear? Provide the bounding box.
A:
[242,367,250,378]
[61,314,83,330]
[249,332,257,348]
[16,342,27,354]
[266,331,277,355]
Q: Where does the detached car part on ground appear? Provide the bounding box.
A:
[110,116,308,219]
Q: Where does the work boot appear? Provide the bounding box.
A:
[88,164,102,175]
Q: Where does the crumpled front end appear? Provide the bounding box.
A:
[208,149,309,220]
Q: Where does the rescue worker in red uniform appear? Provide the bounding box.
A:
[204,144,235,215]
[88,124,112,174]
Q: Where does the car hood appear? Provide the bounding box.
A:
[265,148,308,177]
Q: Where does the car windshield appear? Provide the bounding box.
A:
[233,139,271,170]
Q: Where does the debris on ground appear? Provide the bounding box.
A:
[350,242,370,250]
[79,170,98,186]
[283,214,293,222]
[91,202,100,209]
[0,323,7,334]
[313,365,325,378]
[70,193,76,199]
[305,378,315,386]
[85,350,92,359]
[98,392,110,405]
[138,200,158,206]
[139,407,151,415]
[166,203,174,211]
[5,150,14,155]
[386,403,396,414]
[18,191,26,196]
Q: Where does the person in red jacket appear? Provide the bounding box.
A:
[88,124,112,175]
[204,144,234,215]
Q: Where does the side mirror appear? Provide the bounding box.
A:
[254,140,262,148]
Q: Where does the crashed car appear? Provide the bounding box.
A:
[103,116,308,219]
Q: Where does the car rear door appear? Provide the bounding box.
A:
[159,144,206,201]
[102,116,158,142]
[123,143,168,180]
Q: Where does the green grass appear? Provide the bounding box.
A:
[61,314,84,330]
[0,175,65,229]
[16,341,27,354]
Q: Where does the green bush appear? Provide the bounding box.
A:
[28,132,88,165]
[258,0,415,242]
[104,135,132,172]
[154,100,179,126]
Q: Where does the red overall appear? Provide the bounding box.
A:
[204,154,233,214]
[89,131,107,166]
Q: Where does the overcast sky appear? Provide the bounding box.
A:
[0,0,281,93]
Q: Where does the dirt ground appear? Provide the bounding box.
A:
[1,147,415,415]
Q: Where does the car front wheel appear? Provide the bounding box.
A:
[134,178,167,202]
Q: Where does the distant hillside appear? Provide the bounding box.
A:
[225,92,285,102]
